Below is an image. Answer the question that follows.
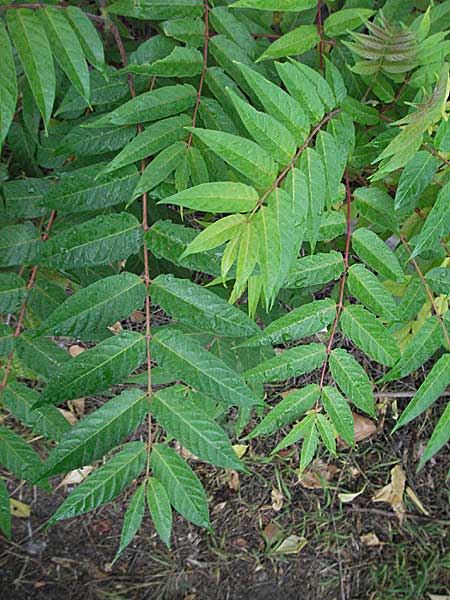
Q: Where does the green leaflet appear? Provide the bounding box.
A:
[48,442,147,524]
[37,331,147,406]
[245,384,319,439]
[233,217,259,300]
[60,122,136,156]
[36,272,146,340]
[209,6,256,58]
[276,61,324,123]
[329,348,375,416]
[87,84,197,126]
[0,223,42,267]
[340,305,400,367]
[153,386,243,470]
[315,414,336,455]
[285,251,345,289]
[37,213,142,269]
[240,299,336,347]
[383,317,445,383]
[0,479,11,539]
[299,416,319,475]
[0,324,14,356]
[227,88,296,166]
[342,97,379,125]
[39,8,90,103]
[2,177,51,219]
[146,477,172,548]
[257,25,319,62]
[425,267,450,296]
[150,443,209,528]
[411,182,450,258]
[0,273,27,313]
[397,276,427,322]
[40,164,139,214]
[324,8,376,36]
[189,127,278,188]
[16,336,71,382]
[182,213,246,257]
[160,182,259,213]
[270,413,315,455]
[418,403,450,470]
[347,264,399,321]
[236,62,309,145]
[0,21,17,148]
[353,187,398,233]
[324,57,347,105]
[6,9,55,130]
[0,426,45,483]
[243,343,326,384]
[41,389,148,478]
[162,17,205,48]
[316,130,346,209]
[136,46,203,77]
[3,382,71,441]
[231,0,315,9]
[108,0,204,20]
[298,148,326,251]
[152,328,262,407]
[394,353,450,431]
[65,6,105,74]
[395,151,439,212]
[103,115,191,174]
[151,274,258,337]
[132,141,187,199]
[321,386,354,446]
[113,483,145,564]
[352,228,404,283]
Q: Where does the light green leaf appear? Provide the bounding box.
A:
[315,414,336,455]
[189,128,277,188]
[397,276,427,322]
[257,25,319,62]
[353,187,398,233]
[162,17,205,47]
[271,414,315,455]
[160,182,258,213]
[329,348,374,416]
[285,251,345,289]
[146,477,172,548]
[394,354,450,431]
[0,479,11,539]
[395,151,439,212]
[425,267,450,296]
[41,389,148,478]
[418,403,450,470]
[132,141,187,199]
[36,272,146,340]
[39,8,90,102]
[0,273,27,314]
[0,426,44,483]
[0,21,17,148]
[324,9,376,37]
[324,57,347,104]
[48,442,146,524]
[37,331,146,406]
[3,382,71,441]
[209,6,256,58]
[276,61,324,123]
[340,305,400,366]
[6,9,55,129]
[347,264,399,321]
[139,46,203,77]
[342,96,378,125]
[298,148,326,251]
[230,0,316,10]
[245,384,319,439]
[316,130,346,208]
[37,213,142,269]
[233,218,259,299]
[352,228,404,283]
[299,417,319,475]
[103,115,190,174]
[41,164,139,214]
[243,343,326,384]
[113,483,145,563]
[153,386,243,470]
[321,386,354,446]
[0,223,41,267]
[65,6,105,74]
[150,443,209,528]
[241,299,336,347]
[411,182,450,258]
[151,274,258,337]
[181,213,246,257]
[108,0,204,20]
[152,327,262,407]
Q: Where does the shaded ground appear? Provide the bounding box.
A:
[1,388,449,600]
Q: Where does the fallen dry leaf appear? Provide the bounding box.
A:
[69,397,85,418]
[262,521,281,545]
[338,486,366,503]
[56,466,93,489]
[10,498,31,518]
[428,595,450,600]
[406,487,430,516]
[360,532,384,547]
[108,321,123,334]
[130,310,145,323]
[299,459,340,489]
[69,344,85,357]
[372,464,406,523]
[233,444,248,459]
[338,413,377,448]
[271,488,284,512]
[228,470,240,492]
[274,534,307,555]
[58,408,78,426]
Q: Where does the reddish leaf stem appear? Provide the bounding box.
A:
[318,169,352,391]
[0,210,56,392]
[187,0,209,149]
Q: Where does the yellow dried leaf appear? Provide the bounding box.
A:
[372,464,405,523]
[271,488,284,512]
[233,444,248,459]
[10,498,31,518]
[361,532,384,547]
[406,487,430,516]
[338,485,366,503]
[274,534,307,555]
[69,344,85,357]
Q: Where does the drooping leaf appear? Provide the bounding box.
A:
[271,413,315,455]
[181,214,246,257]
[151,274,258,337]
[340,305,400,366]
[37,331,147,406]
[132,141,187,199]
[152,328,262,407]
[153,386,243,470]
[146,477,172,548]
[0,426,45,483]
[315,414,336,455]
[321,386,354,446]
[352,228,404,283]
[0,21,18,148]
[113,483,145,563]
[411,182,450,258]
[48,442,147,524]
[150,443,209,528]
[299,416,319,475]
[347,264,399,321]
[329,348,375,416]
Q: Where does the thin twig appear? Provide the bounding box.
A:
[187,0,209,149]
[0,210,56,392]
[400,234,450,351]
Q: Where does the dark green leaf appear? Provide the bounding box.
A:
[146,477,172,548]
[113,483,145,563]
